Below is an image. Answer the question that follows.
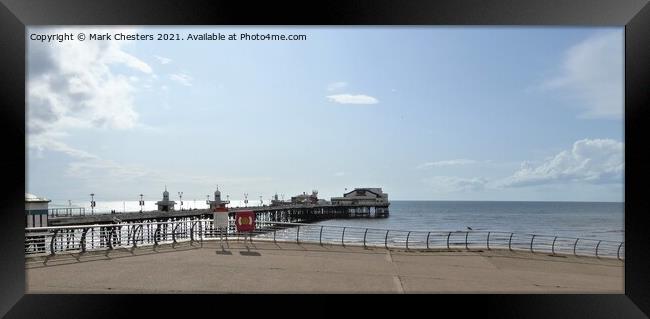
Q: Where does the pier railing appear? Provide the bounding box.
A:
[48,207,86,217]
[24,220,624,260]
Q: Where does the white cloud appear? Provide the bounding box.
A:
[498,138,623,187]
[27,27,151,135]
[543,31,623,119]
[30,133,271,186]
[169,73,193,86]
[26,27,165,188]
[326,94,378,105]
[28,132,160,183]
[65,159,154,181]
[29,134,98,160]
[154,55,172,64]
[110,49,153,74]
[417,159,478,169]
[327,81,348,91]
[423,176,488,193]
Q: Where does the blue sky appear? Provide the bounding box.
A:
[26,27,624,202]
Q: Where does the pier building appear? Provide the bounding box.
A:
[155,186,176,212]
[208,186,230,212]
[331,188,388,205]
[331,188,389,217]
[270,193,287,207]
[291,190,319,205]
[25,193,50,228]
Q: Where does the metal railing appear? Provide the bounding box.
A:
[48,207,86,217]
[24,220,624,260]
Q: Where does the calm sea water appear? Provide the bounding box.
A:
[313,201,624,242]
[48,200,624,242]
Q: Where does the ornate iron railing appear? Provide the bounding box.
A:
[25,220,624,260]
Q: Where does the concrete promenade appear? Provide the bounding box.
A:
[26,241,623,293]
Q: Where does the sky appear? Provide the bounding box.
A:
[26,26,624,203]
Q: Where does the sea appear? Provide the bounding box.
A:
[47,200,624,243]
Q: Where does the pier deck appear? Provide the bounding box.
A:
[26,241,622,293]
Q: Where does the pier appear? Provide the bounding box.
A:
[47,202,390,227]
[43,187,390,227]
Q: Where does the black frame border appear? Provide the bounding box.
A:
[1,0,649,317]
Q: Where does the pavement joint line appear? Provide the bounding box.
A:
[385,250,393,262]
[385,250,404,293]
[393,275,405,294]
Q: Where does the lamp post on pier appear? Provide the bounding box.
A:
[178,192,183,211]
[139,194,144,213]
[90,193,96,215]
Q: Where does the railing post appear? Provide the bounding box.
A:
[199,221,204,244]
[107,227,114,250]
[595,240,602,258]
[80,228,89,253]
[363,229,369,249]
[273,228,276,244]
[126,225,131,246]
[50,230,59,255]
[551,236,557,255]
[172,223,181,246]
[132,225,141,248]
[296,226,300,244]
[385,230,390,249]
[508,233,514,251]
[530,235,535,253]
[465,231,469,250]
[573,238,580,256]
[319,226,324,246]
[190,221,197,243]
[617,242,624,261]
[341,227,346,247]
[486,232,491,250]
[426,232,431,250]
[446,232,452,250]
[154,224,161,246]
[406,231,411,250]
